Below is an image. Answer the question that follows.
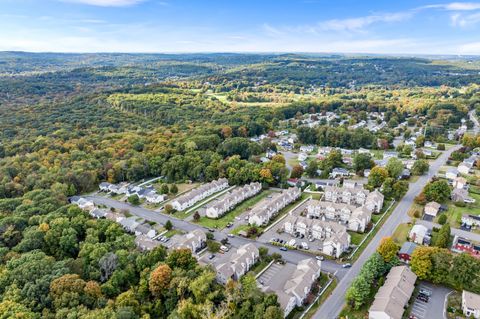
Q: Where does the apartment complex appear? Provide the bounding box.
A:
[283,215,351,258]
[324,182,384,213]
[369,266,417,319]
[215,243,259,284]
[170,229,207,253]
[248,187,301,226]
[206,182,261,219]
[171,178,229,211]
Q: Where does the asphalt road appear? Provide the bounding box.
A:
[312,144,461,319]
[85,195,344,275]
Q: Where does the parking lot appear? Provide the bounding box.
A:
[409,282,451,319]
[197,245,236,268]
[256,262,297,292]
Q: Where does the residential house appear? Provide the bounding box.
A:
[364,169,371,177]
[170,229,207,253]
[369,266,417,319]
[206,182,262,219]
[216,243,259,284]
[298,153,308,162]
[409,224,430,245]
[135,235,161,251]
[453,176,468,190]
[70,196,94,211]
[452,235,480,258]
[422,149,433,157]
[383,151,399,160]
[459,162,473,175]
[446,168,459,180]
[134,223,156,239]
[462,214,480,228]
[99,182,112,192]
[248,187,301,226]
[398,242,418,264]
[300,145,315,153]
[452,189,475,203]
[424,201,441,218]
[171,178,229,211]
[463,290,480,319]
[330,168,351,178]
[89,208,107,219]
[119,216,140,233]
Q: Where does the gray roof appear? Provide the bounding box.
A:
[399,241,418,256]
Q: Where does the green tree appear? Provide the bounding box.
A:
[165,220,173,231]
[170,184,178,194]
[386,157,403,179]
[353,153,374,174]
[127,194,140,205]
[411,246,437,280]
[412,160,429,176]
[368,166,388,188]
[424,180,451,203]
[376,237,399,263]
[433,224,450,248]
[160,184,169,194]
[305,160,319,178]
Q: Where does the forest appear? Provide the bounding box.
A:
[1,53,480,318]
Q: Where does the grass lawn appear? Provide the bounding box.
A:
[371,150,384,160]
[231,224,250,235]
[408,203,424,218]
[440,193,480,229]
[164,229,182,238]
[153,182,199,196]
[391,223,412,245]
[196,190,275,229]
[349,232,365,246]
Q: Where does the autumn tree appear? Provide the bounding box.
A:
[368,166,388,188]
[149,264,172,297]
[377,237,399,263]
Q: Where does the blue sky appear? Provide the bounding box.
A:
[2,0,480,54]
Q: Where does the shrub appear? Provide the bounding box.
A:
[438,214,447,225]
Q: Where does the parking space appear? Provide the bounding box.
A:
[409,282,451,319]
[197,246,236,268]
[256,263,284,285]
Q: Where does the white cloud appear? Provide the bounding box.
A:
[61,0,146,7]
[424,2,480,11]
[450,11,480,26]
[458,41,480,53]
[318,12,413,32]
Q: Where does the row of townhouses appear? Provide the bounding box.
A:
[171,178,229,211]
[216,243,259,284]
[169,229,207,253]
[306,200,372,233]
[369,266,417,319]
[324,181,384,213]
[283,215,351,258]
[248,187,301,226]
[264,259,322,317]
[206,182,262,219]
[99,182,165,203]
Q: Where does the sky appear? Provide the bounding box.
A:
[2,0,480,54]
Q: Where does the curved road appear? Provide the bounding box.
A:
[312,144,460,319]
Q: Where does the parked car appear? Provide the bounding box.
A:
[342,263,351,268]
[227,234,234,238]
[279,247,287,251]
[208,254,215,260]
[419,288,432,297]
[316,255,324,261]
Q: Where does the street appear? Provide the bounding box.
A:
[312,144,461,319]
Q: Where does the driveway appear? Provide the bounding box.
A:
[312,144,461,319]
[410,282,451,319]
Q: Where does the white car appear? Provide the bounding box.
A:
[301,242,309,250]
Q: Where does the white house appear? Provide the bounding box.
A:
[171,178,229,211]
[216,243,259,284]
[463,290,480,319]
[171,229,207,253]
[248,187,301,226]
[446,168,459,180]
[206,182,261,218]
[459,162,473,175]
[453,176,468,190]
[409,224,430,245]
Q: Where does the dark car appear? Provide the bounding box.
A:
[280,247,287,251]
